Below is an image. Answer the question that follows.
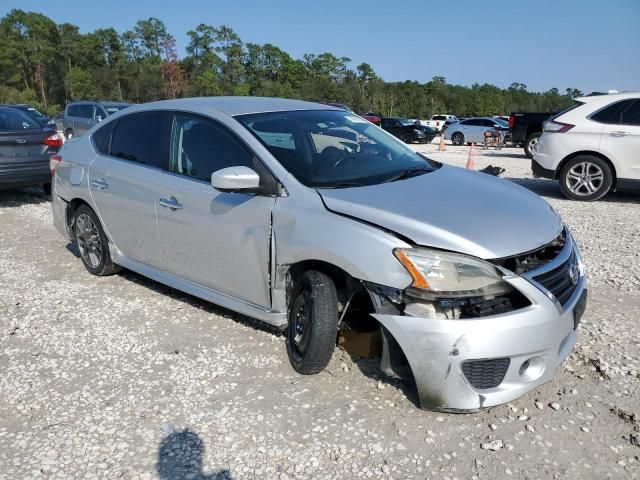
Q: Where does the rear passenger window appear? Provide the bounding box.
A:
[92,121,115,154]
[620,100,640,126]
[67,105,78,116]
[169,114,254,181]
[109,112,172,168]
[590,100,633,124]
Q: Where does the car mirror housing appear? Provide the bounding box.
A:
[211,166,260,193]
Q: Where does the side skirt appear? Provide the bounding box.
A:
[110,246,288,329]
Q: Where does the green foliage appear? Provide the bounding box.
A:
[0,9,578,117]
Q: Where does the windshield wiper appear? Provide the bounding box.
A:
[384,166,431,183]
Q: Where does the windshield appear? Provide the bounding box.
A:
[237,110,439,188]
[398,118,415,126]
[495,118,509,127]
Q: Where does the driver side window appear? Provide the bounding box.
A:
[170,114,254,182]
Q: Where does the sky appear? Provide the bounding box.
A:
[2,0,639,93]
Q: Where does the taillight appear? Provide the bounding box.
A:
[436,121,441,127]
[43,133,63,147]
[543,121,574,133]
[508,115,514,129]
[50,154,62,175]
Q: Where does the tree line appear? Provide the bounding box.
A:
[0,9,582,118]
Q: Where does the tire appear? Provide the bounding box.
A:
[286,270,338,375]
[559,155,613,201]
[524,132,541,159]
[73,204,121,276]
[451,132,464,146]
[42,183,51,195]
[65,129,74,140]
[401,132,413,143]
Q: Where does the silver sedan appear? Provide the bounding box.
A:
[51,97,587,411]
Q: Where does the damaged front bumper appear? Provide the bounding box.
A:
[369,253,586,412]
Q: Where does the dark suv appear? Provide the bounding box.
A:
[62,101,130,139]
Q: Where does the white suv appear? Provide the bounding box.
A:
[533,92,640,201]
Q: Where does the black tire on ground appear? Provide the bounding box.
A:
[73,204,121,276]
[42,183,51,195]
[524,132,542,159]
[559,155,613,202]
[65,129,74,139]
[401,132,413,143]
[451,132,464,146]
[286,270,338,375]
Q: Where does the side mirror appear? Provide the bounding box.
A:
[96,115,103,122]
[211,166,260,193]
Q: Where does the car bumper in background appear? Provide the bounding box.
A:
[51,183,70,240]
[0,160,50,190]
[531,159,555,179]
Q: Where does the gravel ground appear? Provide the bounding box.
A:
[1,141,639,479]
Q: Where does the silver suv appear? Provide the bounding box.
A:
[51,97,587,411]
[62,101,130,139]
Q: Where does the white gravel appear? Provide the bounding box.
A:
[1,141,639,479]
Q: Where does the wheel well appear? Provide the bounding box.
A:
[65,198,91,240]
[286,260,376,327]
[555,151,617,185]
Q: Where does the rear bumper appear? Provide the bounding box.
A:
[52,182,71,240]
[0,160,50,190]
[531,159,555,179]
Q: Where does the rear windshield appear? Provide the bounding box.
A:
[0,107,41,131]
[550,101,584,121]
[432,115,446,120]
[105,105,129,115]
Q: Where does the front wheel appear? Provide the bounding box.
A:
[559,155,613,201]
[286,271,338,374]
[73,205,121,276]
[401,132,413,143]
[451,132,464,146]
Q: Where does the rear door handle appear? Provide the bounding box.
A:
[91,179,109,190]
[159,197,183,210]
[610,131,630,137]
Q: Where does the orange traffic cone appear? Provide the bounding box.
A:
[438,134,446,151]
[466,143,475,169]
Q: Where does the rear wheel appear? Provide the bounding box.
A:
[451,132,464,146]
[524,132,541,159]
[42,183,51,195]
[559,155,613,201]
[286,271,338,374]
[73,205,121,276]
[401,132,413,143]
[65,129,74,140]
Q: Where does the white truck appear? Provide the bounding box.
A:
[420,114,459,132]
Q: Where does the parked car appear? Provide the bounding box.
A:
[444,117,510,145]
[508,111,554,158]
[51,97,586,412]
[422,114,459,132]
[62,101,130,139]
[0,106,62,194]
[380,117,437,143]
[0,103,51,126]
[533,91,640,201]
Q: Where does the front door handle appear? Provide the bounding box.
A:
[159,197,183,210]
[91,179,109,190]
[610,131,630,137]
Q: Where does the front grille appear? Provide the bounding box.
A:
[462,358,510,389]
[533,251,578,307]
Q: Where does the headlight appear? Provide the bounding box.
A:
[393,248,513,299]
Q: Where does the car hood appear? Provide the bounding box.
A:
[317,165,563,259]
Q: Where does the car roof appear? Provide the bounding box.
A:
[576,91,640,104]
[68,100,131,107]
[127,96,337,117]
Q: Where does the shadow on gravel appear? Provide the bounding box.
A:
[157,429,233,480]
[117,268,284,337]
[0,187,50,207]
[505,177,640,204]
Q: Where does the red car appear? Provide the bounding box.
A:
[324,103,381,126]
